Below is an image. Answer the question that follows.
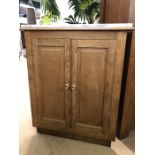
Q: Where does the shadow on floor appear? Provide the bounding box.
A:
[23,132,118,155]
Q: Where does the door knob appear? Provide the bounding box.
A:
[65,84,70,90]
[72,84,76,90]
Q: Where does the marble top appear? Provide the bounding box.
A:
[20,23,134,31]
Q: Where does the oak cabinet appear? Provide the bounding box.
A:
[22,25,132,146]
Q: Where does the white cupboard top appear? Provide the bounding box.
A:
[20,23,134,31]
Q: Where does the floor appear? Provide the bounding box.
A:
[19,57,135,155]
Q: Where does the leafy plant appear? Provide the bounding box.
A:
[64,15,80,24]
[40,0,60,21]
[40,12,54,24]
[68,0,100,24]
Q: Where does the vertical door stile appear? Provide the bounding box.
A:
[64,39,71,128]
[71,40,78,128]
[102,41,116,135]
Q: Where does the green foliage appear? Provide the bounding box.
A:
[40,13,52,25]
[68,0,100,24]
[20,0,60,23]
[64,15,80,24]
[40,0,60,21]
[40,11,59,24]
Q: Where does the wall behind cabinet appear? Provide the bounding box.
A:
[99,0,135,138]
[99,0,131,23]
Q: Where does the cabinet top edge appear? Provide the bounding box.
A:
[20,23,134,31]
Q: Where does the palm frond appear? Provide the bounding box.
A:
[68,0,100,24]
[41,0,60,16]
[64,15,80,24]
[68,0,79,12]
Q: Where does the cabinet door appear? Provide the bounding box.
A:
[32,38,71,131]
[71,38,126,140]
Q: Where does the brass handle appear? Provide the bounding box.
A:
[65,84,70,90]
[72,84,76,90]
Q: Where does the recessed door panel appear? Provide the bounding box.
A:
[39,47,65,120]
[78,48,107,127]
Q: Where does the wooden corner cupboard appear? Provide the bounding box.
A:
[21,24,133,146]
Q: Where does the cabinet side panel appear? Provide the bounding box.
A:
[118,32,135,138]
[110,32,127,137]
[24,31,37,126]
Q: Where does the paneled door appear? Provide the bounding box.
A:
[32,38,71,131]
[71,39,119,140]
